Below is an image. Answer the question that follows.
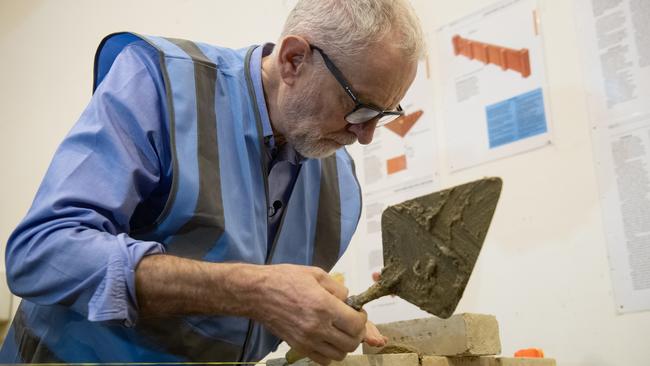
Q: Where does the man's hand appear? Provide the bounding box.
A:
[252,264,366,365]
[363,320,387,347]
[135,256,378,365]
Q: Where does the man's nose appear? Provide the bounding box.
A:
[348,120,378,145]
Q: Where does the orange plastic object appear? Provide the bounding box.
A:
[514,348,544,358]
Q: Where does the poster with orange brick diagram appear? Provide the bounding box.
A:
[355,59,439,199]
[344,58,441,325]
[437,0,553,171]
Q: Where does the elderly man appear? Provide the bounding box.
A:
[1,0,423,364]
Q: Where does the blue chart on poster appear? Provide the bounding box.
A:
[485,88,547,149]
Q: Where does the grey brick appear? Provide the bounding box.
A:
[330,353,420,366]
[421,356,557,366]
[363,314,501,356]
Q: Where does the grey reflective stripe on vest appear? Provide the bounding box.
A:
[128,34,181,237]
[165,38,225,259]
[133,38,241,361]
[156,38,240,361]
[13,306,62,363]
[312,155,342,271]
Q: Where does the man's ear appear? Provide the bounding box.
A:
[277,35,312,86]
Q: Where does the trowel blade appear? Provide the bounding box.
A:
[380,177,502,318]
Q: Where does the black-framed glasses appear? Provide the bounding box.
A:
[310,45,404,127]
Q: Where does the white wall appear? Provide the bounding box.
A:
[1,1,648,365]
[400,1,650,365]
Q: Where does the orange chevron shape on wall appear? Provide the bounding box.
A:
[385,110,424,138]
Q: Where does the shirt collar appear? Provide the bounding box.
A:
[249,43,275,145]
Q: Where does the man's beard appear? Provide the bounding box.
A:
[281,87,357,159]
[287,124,356,158]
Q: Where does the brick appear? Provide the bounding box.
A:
[363,314,501,356]
[495,357,556,366]
[266,358,292,366]
[421,357,556,366]
[330,353,420,366]
[267,353,420,366]
[422,356,493,366]
[422,356,451,366]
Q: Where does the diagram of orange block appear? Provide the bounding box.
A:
[387,155,407,175]
[385,110,424,138]
[452,35,531,78]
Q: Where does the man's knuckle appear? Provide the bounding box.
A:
[312,268,327,280]
[358,311,368,322]
[344,342,358,353]
[303,319,322,335]
[334,350,347,361]
[313,299,332,315]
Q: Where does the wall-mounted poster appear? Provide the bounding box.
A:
[576,0,650,313]
[437,0,553,171]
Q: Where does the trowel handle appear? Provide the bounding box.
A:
[345,282,388,310]
[344,296,363,311]
[284,348,305,365]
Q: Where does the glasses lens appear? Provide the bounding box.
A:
[346,108,381,124]
[376,113,402,127]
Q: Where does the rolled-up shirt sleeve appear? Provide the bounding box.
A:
[5,41,172,327]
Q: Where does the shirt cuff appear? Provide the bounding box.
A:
[87,233,165,327]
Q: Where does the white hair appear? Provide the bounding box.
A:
[280,0,425,63]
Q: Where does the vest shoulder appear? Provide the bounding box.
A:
[141,35,249,71]
[98,32,250,67]
[95,33,252,89]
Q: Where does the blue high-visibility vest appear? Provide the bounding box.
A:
[1,33,361,363]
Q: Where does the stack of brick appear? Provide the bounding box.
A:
[268,313,556,366]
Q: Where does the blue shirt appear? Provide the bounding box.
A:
[5,40,300,327]
[250,43,306,253]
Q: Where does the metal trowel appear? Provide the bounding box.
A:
[284,177,503,364]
